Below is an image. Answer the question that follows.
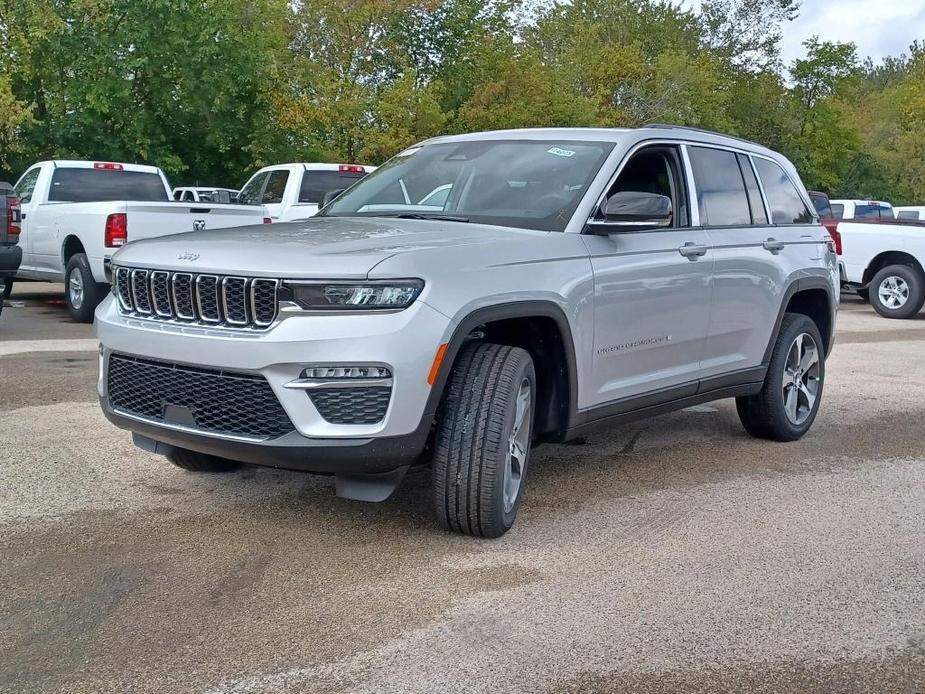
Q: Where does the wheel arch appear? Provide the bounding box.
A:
[862,251,924,286]
[425,301,579,441]
[763,277,836,363]
[61,235,86,266]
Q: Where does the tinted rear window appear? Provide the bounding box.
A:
[688,146,751,226]
[897,210,921,220]
[299,171,365,204]
[48,168,168,202]
[830,203,844,219]
[753,158,812,224]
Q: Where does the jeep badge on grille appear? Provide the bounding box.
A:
[177,251,200,261]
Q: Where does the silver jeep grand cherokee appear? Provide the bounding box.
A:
[96,126,838,537]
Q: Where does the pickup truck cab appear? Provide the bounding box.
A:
[237,163,375,222]
[13,160,269,321]
[0,182,22,309]
[834,219,925,318]
[829,199,894,221]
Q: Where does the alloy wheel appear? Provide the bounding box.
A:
[69,270,85,310]
[503,378,532,513]
[878,275,910,309]
[782,332,820,425]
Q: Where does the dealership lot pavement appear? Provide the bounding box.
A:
[1,283,924,693]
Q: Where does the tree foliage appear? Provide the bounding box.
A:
[0,0,923,203]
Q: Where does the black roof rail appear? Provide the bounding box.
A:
[641,123,763,148]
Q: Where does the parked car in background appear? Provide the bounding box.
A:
[894,206,925,222]
[12,160,269,322]
[0,182,22,309]
[237,163,375,222]
[834,219,925,318]
[829,199,894,221]
[97,126,837,537]
[172,187,240,204]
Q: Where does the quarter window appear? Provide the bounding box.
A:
[897,210,921,221]
[753,158,813,224]
[737,154,769,225]
[688,147,751,226]
[15,168,41,204]
[830,203,844,220]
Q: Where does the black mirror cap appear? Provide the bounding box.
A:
[320,188,347,208]
[589,191,673,233]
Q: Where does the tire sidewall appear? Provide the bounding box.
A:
[493,356,537,533]
[65,254,99,322]
[766,315,825,439]
[869,265,924,319]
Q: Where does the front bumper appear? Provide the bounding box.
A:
[95,294,452,473]
[0,244,22,276]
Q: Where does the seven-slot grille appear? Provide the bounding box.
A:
[107,354,295,440]
[115,266,278,328]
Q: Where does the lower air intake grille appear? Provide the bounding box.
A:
[309,387,391,425]
[107,354,295,440]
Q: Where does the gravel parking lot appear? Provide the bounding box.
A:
[1,283,924,694]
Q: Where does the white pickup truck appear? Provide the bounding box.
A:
[12,160,269,321]
[832,219,925,318]
[237,163,375,222]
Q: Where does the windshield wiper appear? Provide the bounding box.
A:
[381,212,470,223]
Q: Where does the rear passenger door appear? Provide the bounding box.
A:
[696,147,815,380]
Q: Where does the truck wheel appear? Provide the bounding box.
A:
[432,343,536,538]
[166,448,240,473]
[1,277,12,301]
[736,313,825,442]
[64,254,107,323]
[869,264,925,319]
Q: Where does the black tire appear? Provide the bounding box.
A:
[432,343,536,538]
[868,264,925,319]
[64,253,108,323]
[1,277,12,301]
[166,448,241,473]
[736,313,825,442]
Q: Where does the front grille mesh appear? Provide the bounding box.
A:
[107,354,294,440]
[309,387,392,425]
[115,266,278,329]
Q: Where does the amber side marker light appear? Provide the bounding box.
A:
[428,343,449,386]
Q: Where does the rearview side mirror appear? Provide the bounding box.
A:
[321,188,346,208]
[590,191,673,233]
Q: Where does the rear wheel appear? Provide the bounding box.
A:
[1,277,12,301]
[736,313,825,442]
[64,253,107,323]
[432,343,536,538]
[869,264,924,319]
[166,448,240,473]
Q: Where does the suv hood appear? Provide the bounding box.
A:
[111,217,540,279]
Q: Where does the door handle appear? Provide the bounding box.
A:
[678,242,708,260]
[763,238,785,253]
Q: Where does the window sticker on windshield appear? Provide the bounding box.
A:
[547,147,576,157]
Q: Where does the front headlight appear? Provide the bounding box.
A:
[284,279,424,311]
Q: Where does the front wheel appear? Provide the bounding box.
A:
[869,264,924,319]
[64,254,108,323]
[736,313,825,442]
[432,343,536,538]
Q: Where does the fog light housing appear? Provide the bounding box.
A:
[301,366,392,380]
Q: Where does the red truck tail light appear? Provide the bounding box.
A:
[94,162,124,171]
[6,195,20,242]
[105,213,128,247]
[822,220,841,255]
[339,164,366,174]
[263,217,272,224]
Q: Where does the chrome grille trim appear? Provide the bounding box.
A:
[130,269,152,315]
[114,266,279,330]
[150,271,173,317]
[195,275,221,323]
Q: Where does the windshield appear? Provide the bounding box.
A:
[319,139,615,232]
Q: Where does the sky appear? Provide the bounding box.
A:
[778,0,925,65]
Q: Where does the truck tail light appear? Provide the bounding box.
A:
[105,213,128,247]
[822,220,841,255]
[263,217,272,224]
[6,195,20,242]
[339,164,365,174]
[94,162,124,171]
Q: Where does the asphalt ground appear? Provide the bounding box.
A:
[1,283,923,693]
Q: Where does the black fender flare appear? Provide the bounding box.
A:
[421,300,580,434]
[763,276,836,363]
